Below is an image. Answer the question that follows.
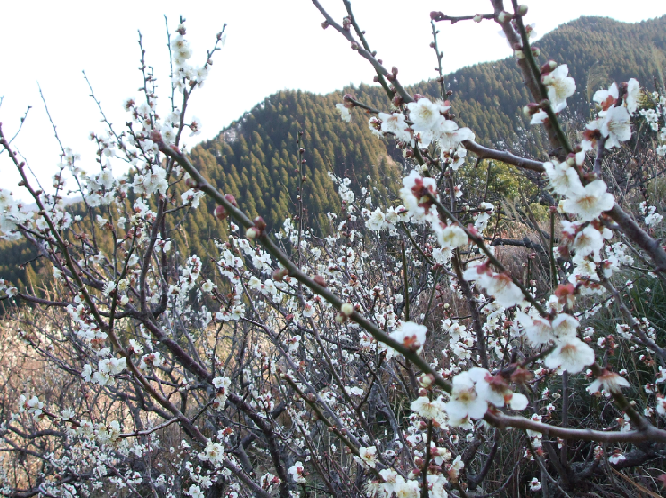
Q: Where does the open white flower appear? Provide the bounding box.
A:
[437,120,475,150]
[593,82,619,111]
[544,337,595,374]
[406,97,447,131]
[562,180,614,221]
[587,370,630,394]
[359,446,378,468]
[444,368,491,426]
[483,273,525,308]
[625,78,639,114]
[573,225,604,257]
[336,103,351,122]
[543,160,584,196]
[508,392,529,411]
[411,396,447,423]
[390,321,427,352]
[435,223,468,249]
[187,484,204,498]
[601,106,631,148]
[529,478,542,492]
[543,64,576,112]
[366,208,387,231]
[399,170,438,222]
[288,462,307,484]
[378,112,411,142]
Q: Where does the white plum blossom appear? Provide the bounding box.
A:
[508,392,529,411]
[639,202,663,226]
[573,226,604,257]
[411,396,447,424]
[542,64,576,112]
[602,106,631,148]
[544,337,595,374]
[434,223,468,250]
[437,120,475,150]
[543,160,584,196]
[407,97,447,131]
[593,83,619,111]
[625,78,640,114]
[187,484,204,498]
[288,462,306,484]
[587,370,630,394]
[336,103,351,122]
[199,440,224,466]
[444,368,493,426]
[561,180,614,221]
[377,112,411,142]
[366,208,387,231]
[400,170,438,222]
[529,478,542,492]
[390,321,427,352]
[358,446,378,468]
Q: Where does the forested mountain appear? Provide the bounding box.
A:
[2,15,665,299]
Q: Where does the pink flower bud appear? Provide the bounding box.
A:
[540,60,558,75]
[214,205,227,220]
[254,216,266,231]
[224,194,238,207]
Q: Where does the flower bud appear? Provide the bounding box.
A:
[246,227,258,239]
[532,48,540,57]
[151,129,163,142]
[517,5,528,15]
[272,268,288,281]
[214,205,227,220]
[224,194,238,208]
[254,216,266,231]
[473,14,483,23]
[341,303,354,315]
[523,103,540,117]
[497,11,510,23]
[540,60,558,75]
[314,275,328,287]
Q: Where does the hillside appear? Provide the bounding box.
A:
[2,15,665,299]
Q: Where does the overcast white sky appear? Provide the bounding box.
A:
[1,0,664,202]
